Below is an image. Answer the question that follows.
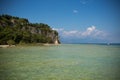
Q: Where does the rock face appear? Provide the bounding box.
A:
[0,14,60,44]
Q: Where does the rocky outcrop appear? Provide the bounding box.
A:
[0,14,60,44]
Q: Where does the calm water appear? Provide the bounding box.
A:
[0,44,120,80]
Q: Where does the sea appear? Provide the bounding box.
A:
[0,44,120,80]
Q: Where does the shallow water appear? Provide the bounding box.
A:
[0,44,120,80]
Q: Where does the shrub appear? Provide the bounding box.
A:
[7,40,15,45]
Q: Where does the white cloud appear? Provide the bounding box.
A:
[54,26,108,40]
[73,10,78,13]
[63,30,80,36]
[52,28,64,32]
[82,26,96,36]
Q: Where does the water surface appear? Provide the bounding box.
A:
[0,44,120,80]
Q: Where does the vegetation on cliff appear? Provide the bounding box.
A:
[0,14,60,45]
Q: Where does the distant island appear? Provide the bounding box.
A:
[0,14,60,45]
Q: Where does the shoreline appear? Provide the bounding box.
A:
[0,45,15,48]
[0,43,60,48]
[43,43,59,46]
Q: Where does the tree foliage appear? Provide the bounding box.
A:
[7,40,15,45]
[0,14,60,45]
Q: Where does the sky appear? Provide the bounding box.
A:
[0,0,120,43]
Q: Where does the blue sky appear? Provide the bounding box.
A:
[0,0,120,43]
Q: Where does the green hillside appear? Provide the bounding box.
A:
[0,14,60,45]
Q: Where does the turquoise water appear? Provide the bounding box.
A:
[0,44,120,80]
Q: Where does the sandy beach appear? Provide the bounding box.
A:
[0,45,15,48]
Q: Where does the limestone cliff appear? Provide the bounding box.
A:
[0,14,60,44]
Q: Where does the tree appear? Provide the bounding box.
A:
[22,31,31,43]
[7,40,15,45]
[0,14,60,44]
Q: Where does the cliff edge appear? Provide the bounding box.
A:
[0,14,60,45]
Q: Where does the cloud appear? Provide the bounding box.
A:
[73,10,78,13]
[82,26,96,36]
[54,26,108,40]
[52,28,64,32]
[63,30,80,37]
[53,26,120,43]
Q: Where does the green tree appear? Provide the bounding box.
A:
[22,31,31,43]
[0,14,60,44]
[7,40,15,45]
